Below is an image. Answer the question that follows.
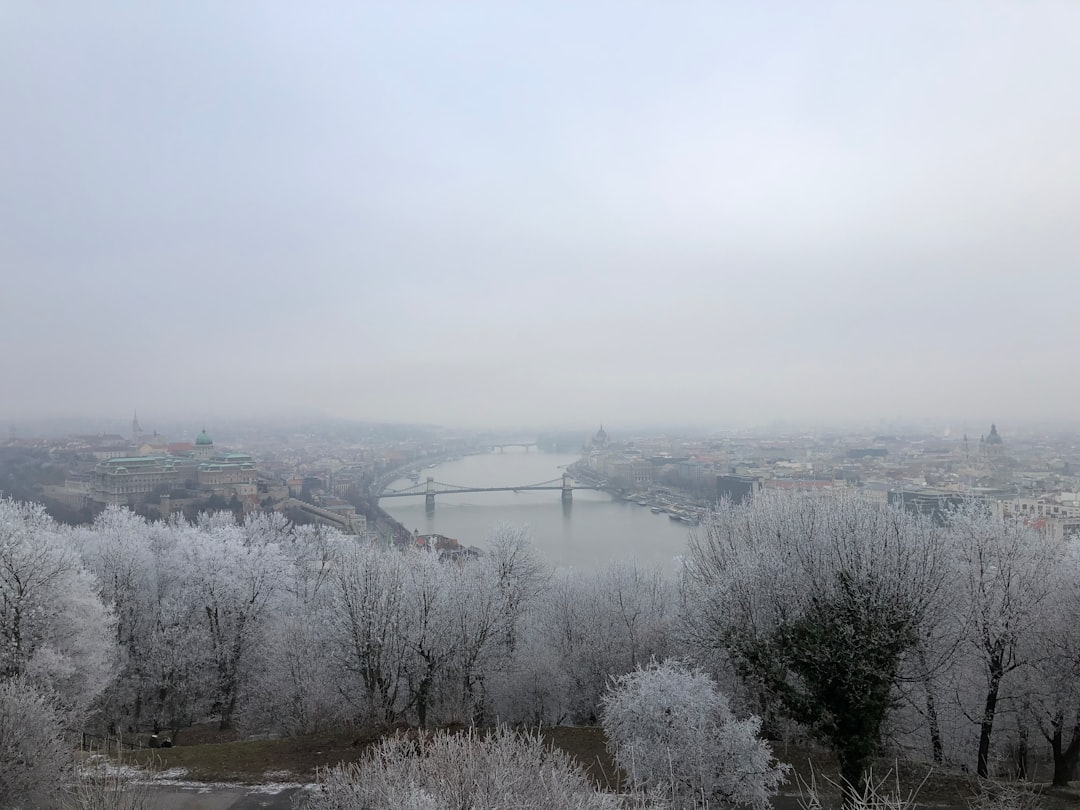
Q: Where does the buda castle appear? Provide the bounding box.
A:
[89,427,258,507]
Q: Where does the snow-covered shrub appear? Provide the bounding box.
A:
[602,659,787,809]
[966,782,1044,810]
[70,753,155,810]
[795,767,926,810]
[0,676,70,809]
[301,727,618,810]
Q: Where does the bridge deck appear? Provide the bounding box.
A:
[379,481,597,497]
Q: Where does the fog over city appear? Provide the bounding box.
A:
[3,3,1079,430]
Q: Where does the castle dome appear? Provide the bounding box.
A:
[195,429,213,446]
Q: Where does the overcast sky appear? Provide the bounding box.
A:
[2,2,1079,432]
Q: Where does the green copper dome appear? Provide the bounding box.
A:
[195,429,213,446]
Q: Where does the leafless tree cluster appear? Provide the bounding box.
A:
[3,490,1080,804]
[683,492,1080,791]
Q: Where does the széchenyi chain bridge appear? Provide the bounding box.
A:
[378,473,598,510]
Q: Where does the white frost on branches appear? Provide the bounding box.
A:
[0,498,116,722]
[602,659,787,809]
[303,728,619,810]
[0,675,70,809]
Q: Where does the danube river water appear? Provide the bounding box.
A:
[379,449,694,573]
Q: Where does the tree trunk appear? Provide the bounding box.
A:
[413,671,432,728]
[1016,724,1028,780]
[466,674,486,727]
[977,660,1004,778]
[838,751,867,808]
[219,693,237,730]
[1051,714,1080,787]
[925,680,944,765]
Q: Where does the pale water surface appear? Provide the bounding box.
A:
[380,449,693,572]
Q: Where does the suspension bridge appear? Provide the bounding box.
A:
[378,473,597,510]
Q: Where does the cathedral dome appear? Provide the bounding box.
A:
[195,429,213,446]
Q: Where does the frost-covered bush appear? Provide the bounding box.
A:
[0,676,70,809]
[602,659,787,809]
[795,767,926,810]
[301,727,618,810]
[70,753,155,810]
[965,782,1044,810]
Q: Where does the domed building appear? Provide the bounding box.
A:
[592,424,609,449]
[981,423,1004,462]
[194,429,215,460]
[191,428,258,501]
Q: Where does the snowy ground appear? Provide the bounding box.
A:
[77,759,315,809]
[146,782,309,810]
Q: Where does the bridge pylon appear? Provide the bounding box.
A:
[425,476,436,512]
[561,472,573,503]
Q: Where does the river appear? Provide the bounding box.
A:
[379,449,695,572]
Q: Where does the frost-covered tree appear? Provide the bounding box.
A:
[240,510,295,547]
[527,563,676,725]
[301,727,618,810]
[78,509,312,736]
[485,525,548,655]
[330,541,411,725]
[238,523,347,736]
[0,676,70,809]
[598,562,675,671]
[602,659,787,809]
[423,530,540,723]
[442,554,509,724]
[401,548,454,726]
[945,505,1063,777]
[179,517,287,729]
[682,492,949,800]
[941,562,1074,783]
[74,507,180,731]
[0,498,116,723]
[1005,527,1080,785]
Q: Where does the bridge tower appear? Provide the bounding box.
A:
[562,472,573,503]
[425,476,436,512]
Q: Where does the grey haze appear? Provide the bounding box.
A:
[2,2,1078,430]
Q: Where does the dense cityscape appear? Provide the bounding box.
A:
[6,416,1080,545]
